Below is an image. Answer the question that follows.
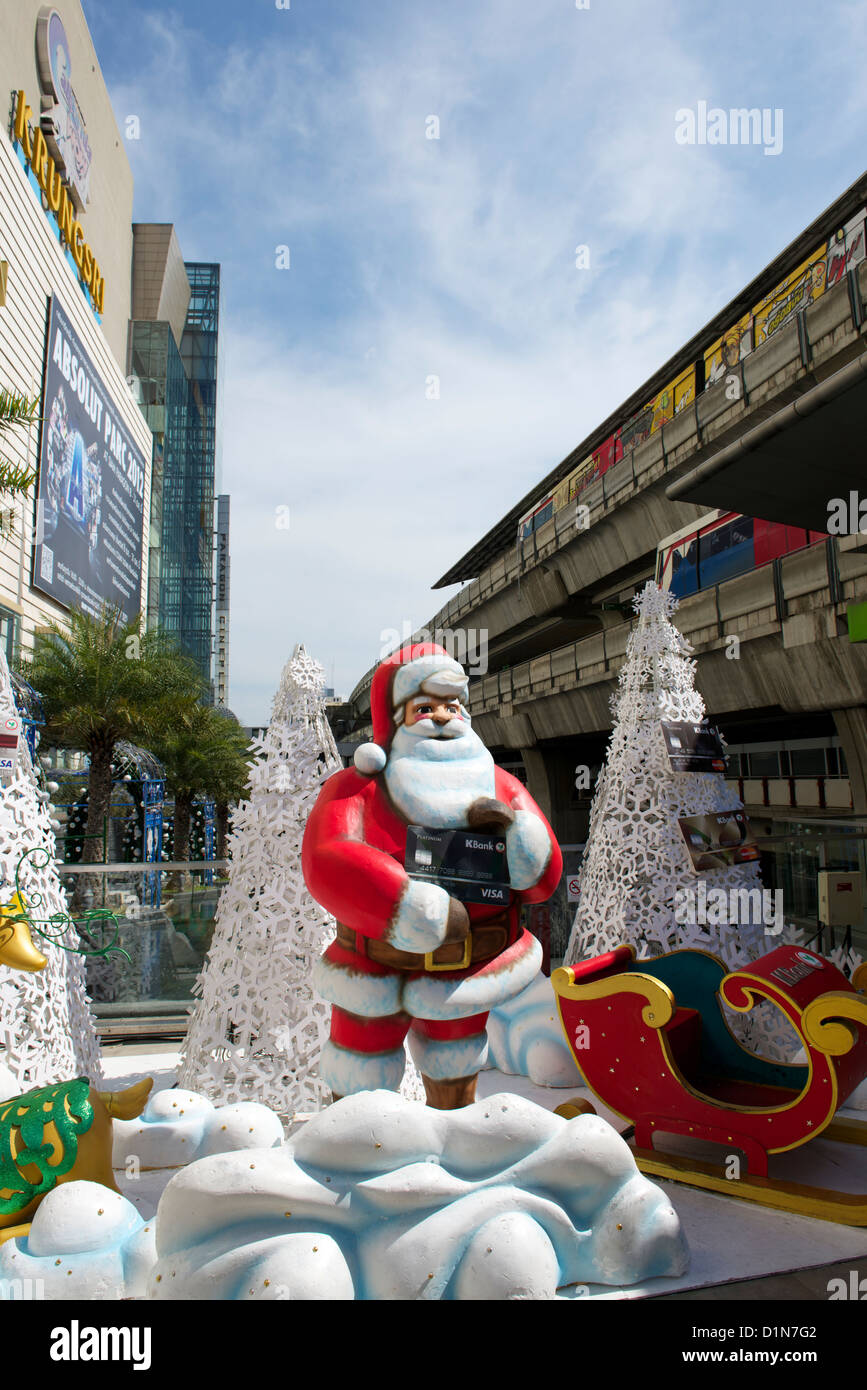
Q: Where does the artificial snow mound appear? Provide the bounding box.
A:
[149,1090,688,1299]
[0,1181,155,1300]
[487,972,583,1086]
[111,1087,285,1170]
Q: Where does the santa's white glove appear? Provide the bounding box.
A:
[388,879,452,954]
[505,809,552,890]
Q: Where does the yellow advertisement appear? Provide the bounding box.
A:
[752,244,827,346]
[552,475,572,512]
[650,366,695,432]
[704,312,753,389]
[568,455,598,499]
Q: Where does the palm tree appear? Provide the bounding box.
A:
[0,388,39,535]
[23,606,204,866]
[212,730,252,860]
[151,705,251,866]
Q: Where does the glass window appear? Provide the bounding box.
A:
[698,517,754,587]
[748,750,780,777]
[790,748,827,777]
[669,538,698,598]
[0,607,20,666]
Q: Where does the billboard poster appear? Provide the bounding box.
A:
[825,209,866,289]
[704,311,754,388]
[650,366,695,432]
[33,297,147,623]
[36,8,94,211]
[620,402,654,455]
[661,719,728,773]
[593,429,622,475]
[142,778,164,909]
[677,809,760,874]
[752,244,827,347]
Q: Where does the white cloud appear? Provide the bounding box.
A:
[85,0,867,720]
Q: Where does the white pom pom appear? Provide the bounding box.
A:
[353,742,387,775]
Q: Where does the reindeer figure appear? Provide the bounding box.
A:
[0,898,152,1245]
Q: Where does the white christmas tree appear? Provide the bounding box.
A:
[0,648,102,1089]
[564,582,806,1059]
[178,645,345,1122]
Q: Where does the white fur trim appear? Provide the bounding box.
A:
[408,1030,488,1081]
[506,810,553,890]
[354,742,387,774]
[387,878,451,954]
[404,931,542,1019]
[320,1041,405,1095]
[312,952,403,1018]
[392,655,468,713]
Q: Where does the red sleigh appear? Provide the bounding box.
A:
[552,942,867,1224]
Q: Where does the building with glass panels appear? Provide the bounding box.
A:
[128,233,224,694]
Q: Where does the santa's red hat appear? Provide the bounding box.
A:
[353,643,469,775]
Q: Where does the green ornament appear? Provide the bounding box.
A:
[0,1077,94,1216]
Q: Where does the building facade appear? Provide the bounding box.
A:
[0,0,153,660]
[127,236,223,694]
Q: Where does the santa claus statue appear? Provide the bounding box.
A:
[302,642,562,1109]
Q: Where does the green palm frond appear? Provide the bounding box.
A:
[0,388,40,434]
[0,461,37,492]
[150,704,252,804]
[21,604,205,753]
[0,389,41,510]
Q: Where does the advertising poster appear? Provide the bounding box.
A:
[142,778,164,908]
[593,429,623,475]
[620,402,654,455]
[650,366,695,432]
[825,209,866,289]
[661,719,728,773]
[752,244,828,346]
[704,311,754,388]
[33,297,147,622]
[678,809,760,873]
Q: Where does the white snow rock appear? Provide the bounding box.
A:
[487,972,583,1086]
[0,1181,156,1299]
[148,1090,688,1299]
[111,1087,284,1170]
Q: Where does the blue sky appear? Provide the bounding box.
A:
[82,0,867,723]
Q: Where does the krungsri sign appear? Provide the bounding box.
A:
[12,90,105,315]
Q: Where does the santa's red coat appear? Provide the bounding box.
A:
[302,764,562,999]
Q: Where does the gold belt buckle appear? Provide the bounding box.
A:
[425,930,472,972]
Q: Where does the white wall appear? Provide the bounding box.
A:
[0,0,135,363]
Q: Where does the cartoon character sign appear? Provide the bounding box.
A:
[36,8,93,211]
[302,643,563,1109]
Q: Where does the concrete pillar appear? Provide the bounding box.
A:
[832,706,867,815]
[520,746,553,823]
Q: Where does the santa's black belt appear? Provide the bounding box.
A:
[336,916,514,972]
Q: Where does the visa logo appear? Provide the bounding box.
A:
[481,888,503,899]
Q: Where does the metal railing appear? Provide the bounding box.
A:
[57,859,228,1029]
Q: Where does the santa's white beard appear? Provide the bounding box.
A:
[383,720,497,829]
